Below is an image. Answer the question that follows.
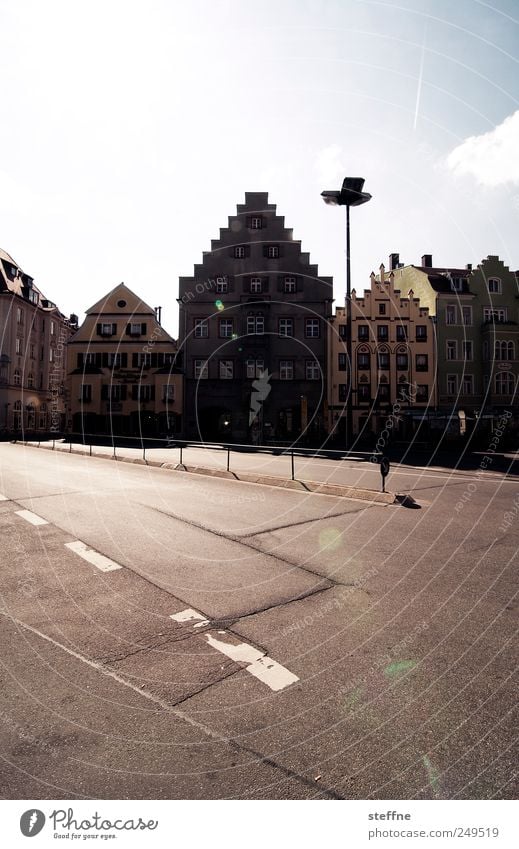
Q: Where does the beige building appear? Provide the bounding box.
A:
[0,248,74,436]
[328,265,436,442]
[68,283,182,437]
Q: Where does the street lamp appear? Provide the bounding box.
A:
[321,177,371,447]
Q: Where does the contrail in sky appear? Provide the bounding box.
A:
[413,22,427,131]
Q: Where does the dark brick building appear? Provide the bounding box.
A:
[178,192,333,443]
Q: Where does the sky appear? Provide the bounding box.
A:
[0,0,518,337]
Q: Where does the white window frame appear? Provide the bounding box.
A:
[484,307,507,322]
[279,360,294,380]
[250,278,262,294]
[246,359,264,379]
[129,322,142,336]
[305,318,320,338]
[234,246,245,259]
[219,360,234,380]
[462,340,473,361]
[163,384,175,401]
[219,318,234,338]
[446,304,457,325]
[446,340,457,361]
[447,374,457,395]
[495,372,514,395]
[284,277,296,293]
[194,359,208,380]
[100,323,114,336]
[305,360,320,380]
[462,306,472,326]
[247,315,264,335]
[194,319,208,338]
[250,217,262,230]
[81,383,92,402]
[488,278,501,294]
[462,374,474,395]
[216,276,228,293]
[267,245,279,259]
[278,318,294,337]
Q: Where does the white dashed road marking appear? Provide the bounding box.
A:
[65,540,122,572]
[15,509,48,526]
[172,609,299,692]
[170,608,210,628]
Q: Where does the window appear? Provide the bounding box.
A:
[377,384,390,402]
[306,360,320,380]
[39,411,46,429]
[234,246,245,259]
[339,324,347,339]
[194,359,208,379]
[396,352,408,370]
[447,374,457,395]
[134,352,152,368]
[488,278,501,294]
[107,353,125,368]
[378,303,386,315]
[80,384,92,402]
[338,384,347,403]
[49,348,54,362]
[358,325,369,341]
[450,277,463,292]
[462,375,474,395]
[216,277,228,293]
[194,319,208,338]
[446,341,457,360]
[117,299,127,308]
[397,380,411,401]
[266,245,279,259]
[50,321,55,336]
[305,318,320,338]
[16,308,23,325]
[132,384,154,401]
[29,343,35,359]
[446,305,457,325]
[250,217,262,230]
[462,306,472,326]
[396,325,408,342]
[462,340,473,361]
[284,276,296,293]
[128,322,146,336]
[219,318,234,338]
[484,307,507,322]
[250,277,262,294]
[246,358,265,378]
[278,318,294,337]
[338,352,347,371]
[495,373,514,395]
[219,360,234,379]
[377,325,388,341]
[416,325,427,341]
[358,384,371,401]
[377,351,390,370]
[416,384,428,401]
[15,337,22,355]
[279,360,294,380]
[162,385,175,401]
[102,384,127,401]
[416,354,428,371]
[99,323,116,336]
[27,373,34,388]
[13,368,21,386]
[358,352,370,370]
[495,341,514,360]
[247,314,264,335]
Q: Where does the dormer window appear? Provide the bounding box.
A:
[127,322,147,336]
[450,276,463,292]
[98,322,116,336]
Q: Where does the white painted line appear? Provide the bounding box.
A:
[205,631,299,692]
[15,509,48,526]
[65,540,122,572]
[0,494,8,501]
[170,608,210,628]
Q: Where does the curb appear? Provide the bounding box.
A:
[16,441,396,504]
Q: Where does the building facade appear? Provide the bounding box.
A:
[389,253,518,441]
[67,283,182,437]
[0,248,74,437]
[328,266,435,442]
[178,192,333,443]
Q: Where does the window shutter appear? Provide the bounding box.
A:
[157,353,164,367]
[95,353,102,367]
[141,323,147,335]
[77,353,84,367]
[151,353,157,368]
[132,353,138,367]
[101,385,108,400]
[121,353,128,367]
[131,385,138,401]
[96,323,102,335]
[102,353,109,368]
[126,323,131,335]
[121,386,127,400]
[278,276,283,292]
[263,246,268,258]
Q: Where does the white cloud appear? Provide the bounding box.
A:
[447,111,519,187]
[315,144,345,185]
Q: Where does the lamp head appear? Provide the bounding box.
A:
[321,177,371,207]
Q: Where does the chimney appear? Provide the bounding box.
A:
[466,263,472,271]
[421,254,432,268]
[155,306,162,325]
[389,253,400,271]
[69,313,78,326]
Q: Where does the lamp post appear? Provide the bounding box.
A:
[321,177,371,447]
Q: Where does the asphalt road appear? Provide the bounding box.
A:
[0,443,517,800]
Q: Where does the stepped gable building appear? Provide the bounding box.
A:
[328,266,435,442]
[178,191,333,443]
[67,282,182,437]
[0,248,74,436]
[387,254,518,440]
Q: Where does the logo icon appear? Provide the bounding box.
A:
[20,810,46,837]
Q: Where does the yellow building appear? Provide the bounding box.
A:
[328,265,436,443]
[68,283,182,438]
[0,248,74,436]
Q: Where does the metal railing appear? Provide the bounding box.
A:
[13,433,382,482]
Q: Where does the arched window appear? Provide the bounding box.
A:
[13,369,21,386]
[13,400,22,411]
[357,346,370,371]
[495,373,514,395]
[506,341,515,360]
[27,373,34,388]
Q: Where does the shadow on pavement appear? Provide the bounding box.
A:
[395,494,422,509]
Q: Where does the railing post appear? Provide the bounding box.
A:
[69,438,72,453]
[143,444,146,463]
[113,442,116,459]
[227,447,230,472]
[52,439,55,450]
[89,443,92,457]
[291,450,295,481]
[179,445,183,467]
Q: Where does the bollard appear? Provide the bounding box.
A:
[291,450,295,481]
[227,447,230,472]
[143,444,146,463]
[380,456,390,493]
[179,445,183,467]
